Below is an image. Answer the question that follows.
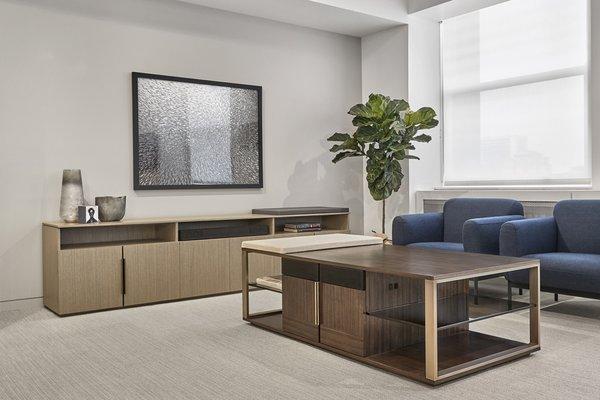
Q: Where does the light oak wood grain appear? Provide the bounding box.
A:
[57,247,123,315]
[229,236,278,291]
[43,213,348,229]
[43,226,60,312]
[123,242,180,306]
[180,238,230,298]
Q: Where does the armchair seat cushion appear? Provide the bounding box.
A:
[407,242,464,252]
[507,252,600,295]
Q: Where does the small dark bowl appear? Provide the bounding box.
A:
[95,196,126,222]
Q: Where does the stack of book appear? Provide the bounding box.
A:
[255,275,282,292]
[283,222,322,233]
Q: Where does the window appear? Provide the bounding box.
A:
[441,0,589,186]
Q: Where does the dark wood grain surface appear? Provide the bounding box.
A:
[279,245,536,280]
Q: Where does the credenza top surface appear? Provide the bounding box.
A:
[42,212,349,229]
[276,244,537,281]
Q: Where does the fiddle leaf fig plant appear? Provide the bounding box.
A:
[328,94,438,233]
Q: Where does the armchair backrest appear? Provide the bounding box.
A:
[443,198,524,243]
[554,200,600,254]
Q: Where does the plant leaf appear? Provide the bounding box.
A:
[355,125,380,142]
[327,132,351,142]
[332,151,359,163]
[413,134,432,143]
[385,99,409,116]
[348,103,372,117]
[352,116,371,127]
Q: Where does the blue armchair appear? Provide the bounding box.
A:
[392,198,524,254]
[501,200,600,300]
[393,198,524,302]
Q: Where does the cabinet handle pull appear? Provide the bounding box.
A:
[314,282,319,326]
[122,258,126,295]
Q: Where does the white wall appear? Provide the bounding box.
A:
[407,16,442,212]
[361,26,409,235]
[0,0,363,302]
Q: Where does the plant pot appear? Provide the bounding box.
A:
[95,196,126,222]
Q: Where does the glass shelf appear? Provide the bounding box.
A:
[367,294,530,331]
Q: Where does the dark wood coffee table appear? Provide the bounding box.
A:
[241,238,540,385]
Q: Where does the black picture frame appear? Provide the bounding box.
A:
[132,72,263,190]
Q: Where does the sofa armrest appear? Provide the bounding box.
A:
[392,213,443,245]
[463,215,525,255]
[499,217,557,257]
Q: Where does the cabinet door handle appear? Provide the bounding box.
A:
[314,282,319,326]
[122,258,126,295]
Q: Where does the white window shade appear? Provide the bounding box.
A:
[441,0,590,186]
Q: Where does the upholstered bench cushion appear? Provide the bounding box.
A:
[241,233,382,254]
[406,242,464,252]
[507,252,600,294]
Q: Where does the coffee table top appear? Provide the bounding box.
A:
[279,244,537,281]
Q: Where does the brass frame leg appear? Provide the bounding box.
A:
[425,279,438,381]
[529,265,540,346]
[242,249,249,319]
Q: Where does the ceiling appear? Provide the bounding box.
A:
[176,0,409,37]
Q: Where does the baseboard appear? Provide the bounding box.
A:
[0,297,43,312]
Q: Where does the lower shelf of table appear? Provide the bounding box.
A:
[245,311,538,384]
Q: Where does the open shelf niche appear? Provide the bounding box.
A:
[60,223,177,250]
[273,214,349,235]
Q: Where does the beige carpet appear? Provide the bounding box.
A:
[1,282,600,400]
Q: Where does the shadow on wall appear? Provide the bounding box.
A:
[283,150,363,233]
[0,227,42,304]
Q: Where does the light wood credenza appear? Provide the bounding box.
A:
[42,212,349,316]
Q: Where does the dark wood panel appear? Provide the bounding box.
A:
[366,273,468,311]
[365,274,469,355]
[282,276,319,341]
[319,283,365,356]
[247,313,539,386]
[368,331,530,378]
[365,315,424,355]
[280,245,536,281]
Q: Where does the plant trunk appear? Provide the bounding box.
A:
[382,199,386,234]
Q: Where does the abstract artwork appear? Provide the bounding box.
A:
[132,72,262,190]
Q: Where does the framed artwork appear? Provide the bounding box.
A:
[132,72,263,190]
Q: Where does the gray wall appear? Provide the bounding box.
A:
[361,26,409,235]
[0,0,363,302]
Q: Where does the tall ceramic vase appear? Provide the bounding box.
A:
[59,169,85,223]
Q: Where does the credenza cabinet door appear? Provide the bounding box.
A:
[57,247,123,315]
[180,238,230,298]
[123,242,180,306]
[282,276,319,342]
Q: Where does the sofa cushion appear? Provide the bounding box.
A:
[554,200,600,254]
[443,198,524,243]
[506,252,600,295]
[407,242,464,252]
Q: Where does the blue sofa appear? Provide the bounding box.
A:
[392,198,525,301]
[501,200,600,300]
